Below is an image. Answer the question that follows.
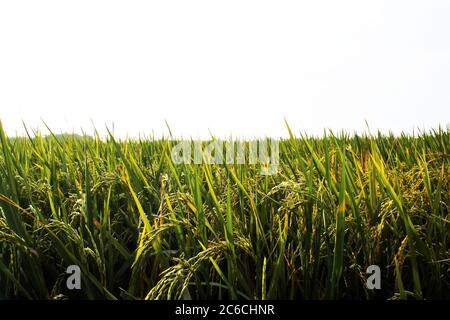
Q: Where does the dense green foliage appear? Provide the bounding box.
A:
[0,122,449,300]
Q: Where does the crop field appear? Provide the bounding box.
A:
[0,122,449,300]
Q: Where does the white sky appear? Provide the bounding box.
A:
[1,0,449,139]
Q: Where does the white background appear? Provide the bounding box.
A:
[1,0,449,139]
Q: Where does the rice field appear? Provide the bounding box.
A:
[0,121,449,300]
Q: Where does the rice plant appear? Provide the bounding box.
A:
[0,121,449,300]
